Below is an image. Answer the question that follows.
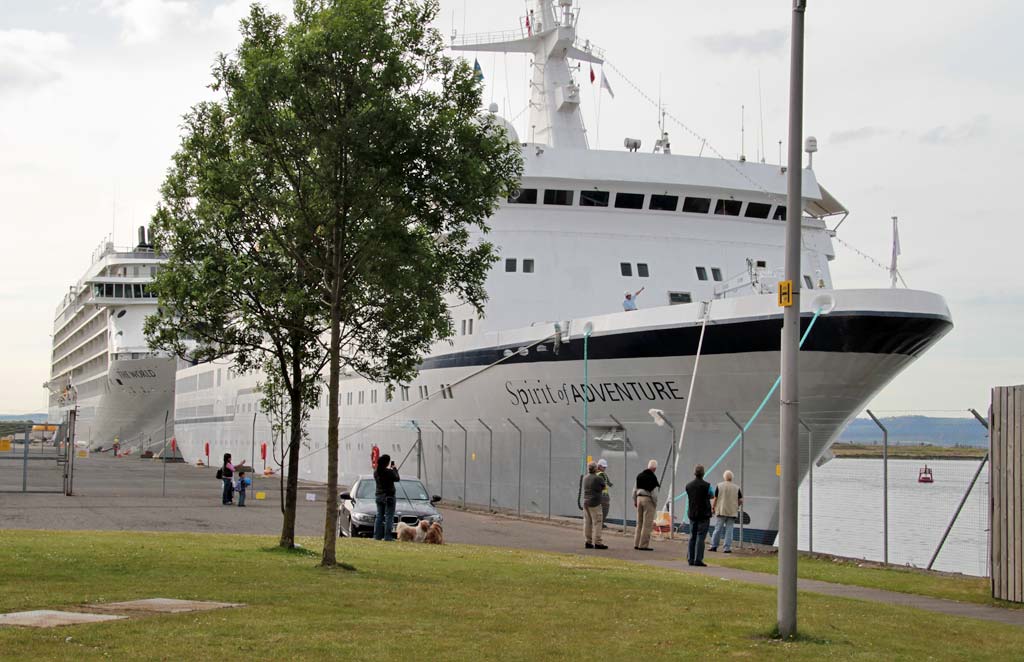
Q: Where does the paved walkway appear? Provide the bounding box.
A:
[2,454,1021,627]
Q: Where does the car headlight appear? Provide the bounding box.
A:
[352,513,375,523]
[424,514,443,523]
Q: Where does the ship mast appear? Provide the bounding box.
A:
[450,0,603,149]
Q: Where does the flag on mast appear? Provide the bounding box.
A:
[473,58,484,81]
[589,65,595,84]
[600,70,615,99]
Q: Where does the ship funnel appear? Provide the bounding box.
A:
[137,225,147,248]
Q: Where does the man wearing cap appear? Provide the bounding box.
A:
[622,286,645,311]
[596,458,613,527]
[633,459,660,551]
[582,461,608,549]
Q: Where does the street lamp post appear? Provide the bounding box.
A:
[778,0,807,639]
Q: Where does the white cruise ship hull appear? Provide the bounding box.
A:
[171,287,951,543]
[67,355,177,450]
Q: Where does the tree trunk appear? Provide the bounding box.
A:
[321,274,343,565]
[279,356,303,548]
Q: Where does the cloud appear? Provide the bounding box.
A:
[920,115,990,145]
[698,29,787,57]
[0,30,72,91]
[100,0,193,44]
[829,126,895,145]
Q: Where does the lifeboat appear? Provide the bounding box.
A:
[918,465,934,483]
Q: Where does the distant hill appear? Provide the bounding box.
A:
[838,415,987,447]
[0,413,47,422]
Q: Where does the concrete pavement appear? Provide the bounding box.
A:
[2,454,1021,628]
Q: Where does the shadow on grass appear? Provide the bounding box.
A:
[761,625,844,647]
[261,545,319,558]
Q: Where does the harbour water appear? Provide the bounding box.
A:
[795,458,989,577]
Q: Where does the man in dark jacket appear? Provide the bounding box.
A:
[582,461,607,549]
[633,459,660,551]
[684,464,713,566]
[373,454,400,541]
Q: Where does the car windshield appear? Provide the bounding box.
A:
[354,479,429,501]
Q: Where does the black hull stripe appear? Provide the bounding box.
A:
[420,312,952,371]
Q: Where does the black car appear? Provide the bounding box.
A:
[338,475,442,537]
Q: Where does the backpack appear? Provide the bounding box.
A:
[216,468,223,480]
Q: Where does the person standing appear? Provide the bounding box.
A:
[633,459,660,551]
[220,453,246,505]
[582,461,607,549]
[710,470,743,553]
[622,286,645,311]
[235,471,250,507]
[373,454,400,541]
[596,458,613,528]
[684,464,713,566]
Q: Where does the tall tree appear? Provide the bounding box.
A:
[216,0,522,566]
[145,89,327,549]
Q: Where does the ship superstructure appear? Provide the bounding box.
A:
[47,227,174,450]
[169,1,952,541]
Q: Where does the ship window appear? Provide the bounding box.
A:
[522,259,534,273]
[446,385,454,399]
[346,392,353,405]
[696,267,708,281]
[94,284,102,297]
[116,309,127,318]
[669,292,693,305]
[371,390,377,404]
[620,262,632,277]
[468,319,474,334]
[401,385,410,402]
[637,263,650,278]
[714,199,743,216]
[804,275,814,289]
[505,258,517,272]
[649,194,679,211]
[614,192,645,209]
[150,266,157,277]
[756,260,767,268]
[114,284,123,297]
[580,190,609,207]
[773,205,787,221]
[508,188,537,204]
[105,284,113,297]
[543,189,574,206]
[133,284,143,298]
[745,202,772,219]
[711,268,723,282]
[358,391,365,404]
[440,384,448,400]
[682,197,711,214]
[461,320,466,336]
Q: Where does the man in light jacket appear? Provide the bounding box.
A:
[583,461,607,549]
[709,470,743,553]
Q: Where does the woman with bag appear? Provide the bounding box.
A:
[219,453,246,505]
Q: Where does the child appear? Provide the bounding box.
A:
[236,471,250,507]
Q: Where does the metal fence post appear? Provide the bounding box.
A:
[454,419,468,507]
[21,427,29,493]
[536,418,552,519]
[430,420,444,499]
[650,411,676,539]
[928,408,990,570]
[866,409,888,564]
[799,418,813,553]
[479,419,493,510]
[725,412,744,548]
[609,414,628,534]
[508,419,523,517]
[161,410,168,498]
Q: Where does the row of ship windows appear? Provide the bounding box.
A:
[93,283,157,299]
[508,188,787,220]
[620,262,724,282]
[343,383,455,406]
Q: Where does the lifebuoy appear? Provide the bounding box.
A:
[370,444,380,469]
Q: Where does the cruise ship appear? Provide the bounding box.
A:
[46,228,174,451]
[171,1,952,542]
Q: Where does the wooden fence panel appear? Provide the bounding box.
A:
[992,385,1024,603]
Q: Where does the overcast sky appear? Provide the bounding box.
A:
[1,0,1021,417]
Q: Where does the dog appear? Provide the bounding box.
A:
[396,520,431,542]
[423,522,444,545]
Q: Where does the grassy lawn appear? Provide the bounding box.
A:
[713,553,1021,609]
[1,530,1022,661]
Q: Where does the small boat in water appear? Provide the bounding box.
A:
[918,465,934,483]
